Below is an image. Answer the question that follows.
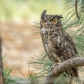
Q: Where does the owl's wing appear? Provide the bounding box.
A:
[50,27,77,60]
[50,27,79,77]
[65,32,77,54]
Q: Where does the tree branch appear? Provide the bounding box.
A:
[45,57,84,84]
[75,0,80,20]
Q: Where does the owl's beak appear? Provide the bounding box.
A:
[47,24,50,26]
[46,22,51,27]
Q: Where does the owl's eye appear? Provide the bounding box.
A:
[50,20,55,22]
[43,21,46,23]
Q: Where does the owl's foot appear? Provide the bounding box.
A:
[50,62,60,71]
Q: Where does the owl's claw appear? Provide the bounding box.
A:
[50,66,55,71]
[50,62,60,71]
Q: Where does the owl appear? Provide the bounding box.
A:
[40,10,79,78]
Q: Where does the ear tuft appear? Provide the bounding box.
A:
[57,15,63,19]
[54,15,63,19]
[41,10,47,19]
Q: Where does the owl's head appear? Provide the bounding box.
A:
[40,10,63,28]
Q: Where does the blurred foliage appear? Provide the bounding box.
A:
[4,66,16,84]
[64,0,84,56]
[64,0,84,24]
[28,51,52,78]
[27,70,39,84]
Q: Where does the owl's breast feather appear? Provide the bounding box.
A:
[41,27,50,34]
[41,27,45,34]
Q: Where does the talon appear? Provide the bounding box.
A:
[50,62,61,71]
[50,65,55,71]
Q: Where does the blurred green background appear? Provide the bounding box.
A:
[1,0,65,22]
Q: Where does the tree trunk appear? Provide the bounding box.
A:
[0,38,5,84]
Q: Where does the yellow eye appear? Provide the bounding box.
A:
[43,21,46,23]
[51,20,55,22]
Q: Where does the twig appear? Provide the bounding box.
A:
[75,0,80,20]
[45,57,84,84]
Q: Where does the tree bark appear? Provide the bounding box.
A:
[45,57,84,84]
[0,38,5,84]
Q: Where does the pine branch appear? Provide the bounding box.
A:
[45,57,84,84]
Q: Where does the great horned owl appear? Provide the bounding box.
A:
[40,10,78,78]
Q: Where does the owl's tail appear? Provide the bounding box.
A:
[65,67,79,84]
[70,67,79,78]
[67,67,79,78]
